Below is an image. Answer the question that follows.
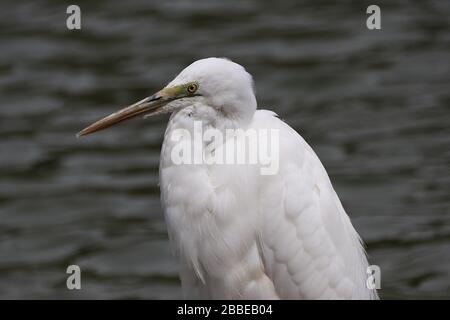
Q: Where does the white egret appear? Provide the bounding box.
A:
[78,58,379,300]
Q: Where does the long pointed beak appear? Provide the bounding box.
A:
[77,92,170,137]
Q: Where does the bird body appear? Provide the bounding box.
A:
[160,107,376,299]
[78,57,378,300]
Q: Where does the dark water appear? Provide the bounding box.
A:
[0,0,449,299]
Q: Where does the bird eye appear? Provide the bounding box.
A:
[187,83,198,94]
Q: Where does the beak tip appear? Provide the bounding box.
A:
[76,130,87,138]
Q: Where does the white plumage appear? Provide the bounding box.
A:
[79,57,378,300]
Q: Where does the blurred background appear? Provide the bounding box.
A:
[0,0,449,299]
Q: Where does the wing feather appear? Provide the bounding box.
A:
[252,110,378,300]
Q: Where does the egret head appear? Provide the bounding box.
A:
[77,58,256,137]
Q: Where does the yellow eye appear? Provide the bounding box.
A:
[187,83,198,94]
